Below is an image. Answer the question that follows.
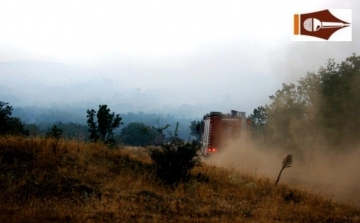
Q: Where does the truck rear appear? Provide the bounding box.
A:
[200,110,250,156]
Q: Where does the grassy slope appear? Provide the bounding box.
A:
[0,136,359,223]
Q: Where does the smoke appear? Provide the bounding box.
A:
[204,99,360,207]
[205,137,360,206]
[203,1,360,206]
[204,67,360,206]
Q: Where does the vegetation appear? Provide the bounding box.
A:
[0,136,359,222]
[189,120,203,141]
[14,107,193,140]
[146,123,201,186]
[137,121,202,186]
[0,101,28,136]
[119,122,159,146]
[25,121,90,140]
[147,137,201,186]
[48,122,89,140]
[5,102,193,145]
[248,106,267,140]
[24,123,42,137]
[86,105,123,146]
[249,54,360,151]
[275,154,293,186]
[45,124,63,139]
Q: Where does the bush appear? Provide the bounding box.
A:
[147,136,201,186]
[0,101,28,136]
[86,105,123,147]
[45,124,63,139]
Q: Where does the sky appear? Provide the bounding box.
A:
[0,0,359,118]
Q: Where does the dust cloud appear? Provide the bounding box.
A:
[213,2,360,206]
[205,138,360,206]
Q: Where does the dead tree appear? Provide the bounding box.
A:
[275,154,293,185]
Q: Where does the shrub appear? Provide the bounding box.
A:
[0,101,28,136]
[86,105,122,147]
[45,124,63,139]
[146,123,201,186]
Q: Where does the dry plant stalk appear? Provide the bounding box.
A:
[275,154,293,185]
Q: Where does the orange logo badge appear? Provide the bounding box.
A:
[293,9,351,41]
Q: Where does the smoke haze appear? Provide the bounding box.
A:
[3,0,359,118]
[1,0,359,206]
[205,131,360,206]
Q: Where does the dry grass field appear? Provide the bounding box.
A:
[0,136,359,222]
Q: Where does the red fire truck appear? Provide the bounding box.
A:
[200,110,250,156]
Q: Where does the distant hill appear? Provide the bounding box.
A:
[0,61,266,119]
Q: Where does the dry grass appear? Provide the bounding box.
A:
[0,136,359,222]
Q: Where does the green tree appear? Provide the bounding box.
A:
[86,105,123,146]
[251,53,360,151]
[249,106,268,139]
[24,123,42,137]
[317,55,360,146]
[0,101,28,136]
[120,122,157,146]
[189,120,202,141]
[265,82,311,150]
[52,122,89,141]
[46,124,63,139]
[140,118,170,146]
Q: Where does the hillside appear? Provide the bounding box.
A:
[0,136,359,222]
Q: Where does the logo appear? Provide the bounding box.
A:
[293,9,351,41]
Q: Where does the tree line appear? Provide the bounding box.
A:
[249,53,360,152]
[0,102,196,147]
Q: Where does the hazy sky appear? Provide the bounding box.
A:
[0,0,358,118]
